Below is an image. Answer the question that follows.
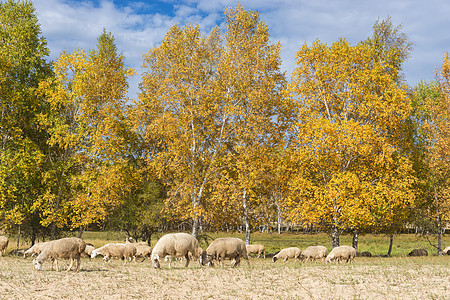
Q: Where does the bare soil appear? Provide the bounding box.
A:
[1,255,449,299]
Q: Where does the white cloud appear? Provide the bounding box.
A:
[34,0,450,99]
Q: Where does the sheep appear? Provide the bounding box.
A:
[91,243,137,265]
[189,247,203,261]
[299,245,328,262]
[33,237,86,272]
[246,244,266,258]
[24,242,50,258]
[325,245,356,263]
[201,237,249,268]
[356,251,372,257]
[407,249,428,257]
[443,246,450,255]
[0,236,8,256]
[81,244,95,258]
[151,233,199,269]
[272,247,301,263]
[134,244,152,262]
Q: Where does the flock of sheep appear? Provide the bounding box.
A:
[1,234,449,272]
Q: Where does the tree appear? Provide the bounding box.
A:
[286,32,415,248]
[0,0,52,243]
[38,30,135,236]
[411,56,450,254]
[135,5,293,239]
[135,23,222,238]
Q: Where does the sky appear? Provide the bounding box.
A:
[32,0,450,99]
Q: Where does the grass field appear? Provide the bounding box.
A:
[1,232,449,299]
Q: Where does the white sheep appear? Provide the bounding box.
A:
[300,245,328,262]
[81,244,95,258]
[0,236,9,256]
[24,242,50,258]
[246,244,266,258]
[272,247,301,262]
[151,233,199,269]
[200,237,249,268]
[443,246,450,255]
[325,245,356,263]
[33,237,86,272]
[134,244,152,262]
[91,243,137,265]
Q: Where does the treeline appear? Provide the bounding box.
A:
[0,1,448,252]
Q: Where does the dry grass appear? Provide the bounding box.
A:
[1,254,449,299]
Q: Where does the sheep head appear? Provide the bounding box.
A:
[33,258,43,270]
[152,254,161,269]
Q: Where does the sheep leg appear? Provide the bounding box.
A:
[184,253,190,268]
[76,257,81,272]
[55,259,59,272]
[66,258,74,272]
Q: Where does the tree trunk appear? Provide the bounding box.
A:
[243,188,251,245]
[387,234,394,256]
[277,203,281,235]
[77,225,84,238]
[15,225,21,255]
[331,225,340,248]
[192,217,199,238]
[435,193,442,255]
[352,230,358,251]
[50,223,56,240]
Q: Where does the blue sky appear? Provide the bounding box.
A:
[33,0,450,98]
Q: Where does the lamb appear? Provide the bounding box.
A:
[325,245,356,263]
[0,236,8,256]
[151,233,199,268]
[91,243,137,265]
[443,246,450,255]
[24,242,50,258]
[300,245,328,262]
[33,237,86,272]
[246,244,266,258]
[407,249,428,257]
[272,247,301,263]
[201,237,249,268]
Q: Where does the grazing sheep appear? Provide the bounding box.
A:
[201,237,249,268]
[443,246,450,255]
[356,251,372,257]
[0,236,9,256]
[246,244,266,258]
[272,247,301,263]
[24,242,50,258]
[151,233,199,269]
[134,244,152,262]
[407,249,428,257]
[300,246,328,262]
[33,237,86,272]
[188,247,203,261]
[81,244,95,258]
[91,243,137,265]
[325,245,356,263]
